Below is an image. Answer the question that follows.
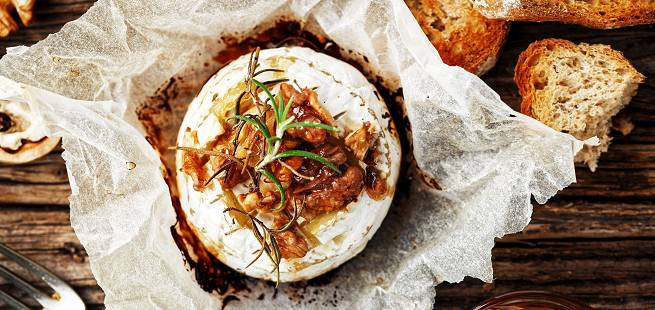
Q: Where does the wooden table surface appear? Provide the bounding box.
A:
[1,1,653,309]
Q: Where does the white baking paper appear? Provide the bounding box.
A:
[0,0,589,308]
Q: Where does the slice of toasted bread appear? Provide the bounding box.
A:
[471,0,655,29]
[516,39,645,171]
[406,0,509,75]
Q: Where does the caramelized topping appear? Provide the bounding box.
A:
[280,83,309,106]
[182,82,387,235]
[311,143,348,166]
[215,159,249,189]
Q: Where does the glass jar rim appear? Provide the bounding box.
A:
[473,290,593,310]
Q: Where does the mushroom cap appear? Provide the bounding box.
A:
[0,99,57,164]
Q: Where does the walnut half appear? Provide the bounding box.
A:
[0,0,35,37]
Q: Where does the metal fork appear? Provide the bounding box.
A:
[0,243,85,310]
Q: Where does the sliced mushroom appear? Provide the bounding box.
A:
[0,100,59,164]
[0,137,60,164]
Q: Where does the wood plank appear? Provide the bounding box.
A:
[446,201,655,309]
[0,151,71,205]
[436,239,655,310]
[0,154,67,184]
[7,142,655,204]
[0,182,70,205]
[517,200,655,240]
[2,202,654,309]
[5,144,652,206]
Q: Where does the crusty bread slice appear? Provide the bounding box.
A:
[471,0,655,29]
[406,0,509,75]
[516,39,645,171]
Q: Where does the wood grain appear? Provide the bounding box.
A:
[0,1,654,309]
[0,150,71,205]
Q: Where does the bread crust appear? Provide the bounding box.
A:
[472,0,655,29]
[406,0,509,75]
[516,38,645,117]
[514,39,578,117]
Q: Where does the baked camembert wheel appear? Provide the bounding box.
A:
[174,47,401,283]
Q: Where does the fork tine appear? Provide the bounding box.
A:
[0,289,30,310]
[0,243,85,310]
[0,243,66,292]
[0,264,51,304]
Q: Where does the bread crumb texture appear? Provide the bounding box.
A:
[515,39,645,171]
[405,0,509,75]
[471,0,655,29]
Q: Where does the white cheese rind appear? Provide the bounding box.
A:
[175,47,401,282]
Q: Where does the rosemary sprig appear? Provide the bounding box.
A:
[227,114,274,153]
[224,197,305,286]
[252,78,281,124]
[248,82,341,172]
[281,94,295,121]
[274,150,341,174]
[284,122,341,131]
[170,146,243,164]
[260,169,286,212]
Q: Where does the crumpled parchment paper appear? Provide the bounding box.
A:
[0,0,591,308]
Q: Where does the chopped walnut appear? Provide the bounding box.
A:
[344,122,376,161]
[306,89,337,127]
[272,214,308,259]
[280,83,336,127]
[305,166,365,212]
[0,0,35,38]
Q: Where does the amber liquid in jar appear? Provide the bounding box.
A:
[473,290,593,310]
